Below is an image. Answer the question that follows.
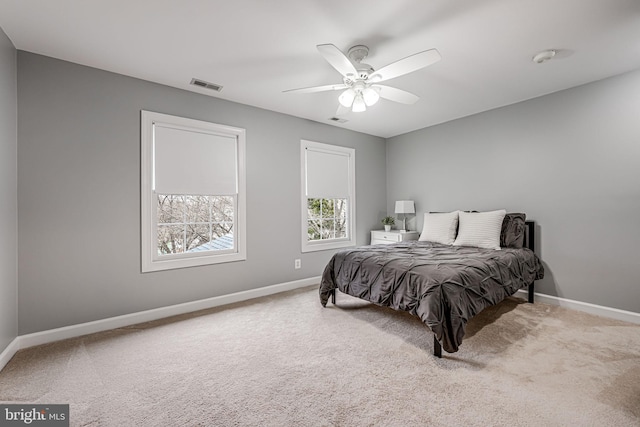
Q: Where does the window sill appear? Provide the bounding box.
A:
[301,239,355,253]
[142,251,246,272]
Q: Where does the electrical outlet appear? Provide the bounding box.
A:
[294,259,301,269]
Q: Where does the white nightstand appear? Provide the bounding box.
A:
[370,230,419,245]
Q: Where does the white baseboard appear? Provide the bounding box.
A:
[0,276,320,372]
[515,289,640,325]
[0,337,20,372]
[3,281,636,373]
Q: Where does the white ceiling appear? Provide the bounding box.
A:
[1,0,639,138]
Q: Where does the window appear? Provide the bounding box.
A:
[141,111,246,272]
[301,140,355,252]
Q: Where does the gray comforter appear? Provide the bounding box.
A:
[319,241,544,353]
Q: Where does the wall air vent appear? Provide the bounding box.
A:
[328,117,348,123]
[190,78,223,92]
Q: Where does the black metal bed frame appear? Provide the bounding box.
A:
[328,220,538,358]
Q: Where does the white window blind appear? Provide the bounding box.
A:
[305,147,350,199]
[154,125,237,196]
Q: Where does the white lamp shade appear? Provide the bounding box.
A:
[362,87,380,106]
[352,94,367,112]
[338,89,356,107]
[395,200,415,214]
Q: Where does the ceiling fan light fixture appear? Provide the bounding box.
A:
[362,87,380,106]
[352,94,367,112]
[338,88,356,107]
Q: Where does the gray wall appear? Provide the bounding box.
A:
[387,69,640,313]
[0,28,18,352]
[13,47,639,339]
[17,52,386,335]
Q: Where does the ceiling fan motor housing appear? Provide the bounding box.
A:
[347,45,369,63]
[348,45,374,79]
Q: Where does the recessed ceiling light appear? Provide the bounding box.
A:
[532,49,557,64]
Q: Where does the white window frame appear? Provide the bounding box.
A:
[301,140,356,253]
[141,110,246,272]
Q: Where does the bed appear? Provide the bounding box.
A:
[319,211,544,357]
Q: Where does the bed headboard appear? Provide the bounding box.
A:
[524,220,535,251]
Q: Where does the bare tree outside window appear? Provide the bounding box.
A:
[307,198,347,241]
[157,194,234,255]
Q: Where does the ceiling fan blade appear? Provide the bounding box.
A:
[317,44,358,78]
[372,85,420,104]
[283,83,348,94]
[369,48,441,82]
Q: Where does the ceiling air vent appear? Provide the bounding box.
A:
[190,78,223,92]
[328,117,348,123]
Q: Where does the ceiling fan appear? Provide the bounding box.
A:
[284,44,441,114]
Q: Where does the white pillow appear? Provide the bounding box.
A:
[419,211,459,245]
[453,209,507,250]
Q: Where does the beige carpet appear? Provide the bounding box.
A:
[1,285,639,426]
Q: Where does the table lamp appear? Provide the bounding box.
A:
[395,200,415,232]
